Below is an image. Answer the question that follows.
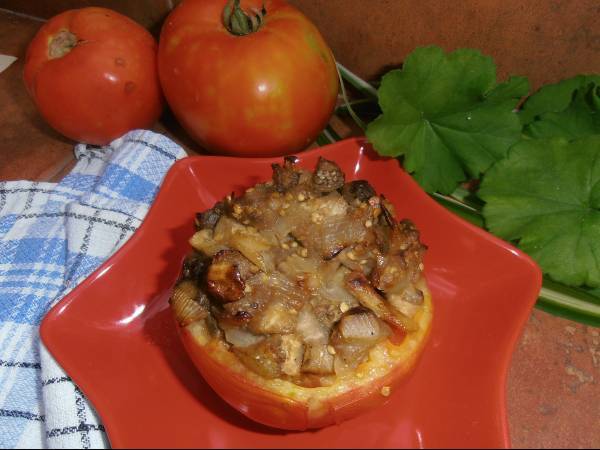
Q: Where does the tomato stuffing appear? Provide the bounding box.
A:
[170,157,433,429]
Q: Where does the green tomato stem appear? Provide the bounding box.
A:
[223,0,266,36]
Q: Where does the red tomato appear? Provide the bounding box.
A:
[175,287,433,429]
[158,0,339,157]
[23,7,163,145]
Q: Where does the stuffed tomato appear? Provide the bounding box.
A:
[170,157,433,430]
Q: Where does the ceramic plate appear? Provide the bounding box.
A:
[41,138,542,448]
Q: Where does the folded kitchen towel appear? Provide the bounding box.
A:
[0,130,186,449]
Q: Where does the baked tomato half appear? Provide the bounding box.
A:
[23,7,163,145]
[158,0,339,157]
[175,286,432,430]
[169,157,433,430]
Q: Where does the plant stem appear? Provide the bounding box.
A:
[336,62,379,99]
[335,63,366,130]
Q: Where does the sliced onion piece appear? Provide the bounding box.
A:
[189,229,227,257]
[338,311,388,344]
[169,280,208,327]
[223,326,264,348]
[345,271,417,332]
[296,306,328,344]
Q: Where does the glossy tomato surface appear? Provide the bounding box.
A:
[41,138,542,448]
[23,7,163,145]
[158,0,339,156]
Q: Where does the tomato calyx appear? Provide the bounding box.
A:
[48,29,78,59]
[222,0,266,36]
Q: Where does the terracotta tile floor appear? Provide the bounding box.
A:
[1,8,598,449]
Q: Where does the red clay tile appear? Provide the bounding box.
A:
[507,309,600,448]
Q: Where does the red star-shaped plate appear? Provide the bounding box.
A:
[41,138,542,448]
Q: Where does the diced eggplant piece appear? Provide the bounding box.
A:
[302,344,335,375]
[248,300,298,334]
[371,219,426,293]
[280,334,304,377]
[390,219,425,253]
[312,157,345,193]
[233,336,286,379]
[181,252,209,282]
[221,296,265,325]
[206,261,244,303]
[341,180,376,204]
[196,201,226,230]
[206,249,256,303]
[272,156,300,193]
[233,334,304,379]
[332,341,371,373]
[380,200,396,227]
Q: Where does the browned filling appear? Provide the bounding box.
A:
[172,156,427,387]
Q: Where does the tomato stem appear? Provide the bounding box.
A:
[48,29,78,59]
[223,0,266,36]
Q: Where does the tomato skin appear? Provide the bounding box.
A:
[176,288,433,430]
[23,7,163,146]
[181,335,312,430]
[158,0,339,157]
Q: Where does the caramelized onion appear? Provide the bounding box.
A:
[345,271,417,332]
[222,326,265,348]
[338,311,387,343]
[169,280,209,327]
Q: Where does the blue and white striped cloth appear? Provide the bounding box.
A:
[0,130,186,448]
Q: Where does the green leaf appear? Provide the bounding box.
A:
[524,83,600,140]
[586,286,600,298]
[366,46,528,194]
[479,136,600,288]
[486,75,530,102]
[519,74,600,125]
